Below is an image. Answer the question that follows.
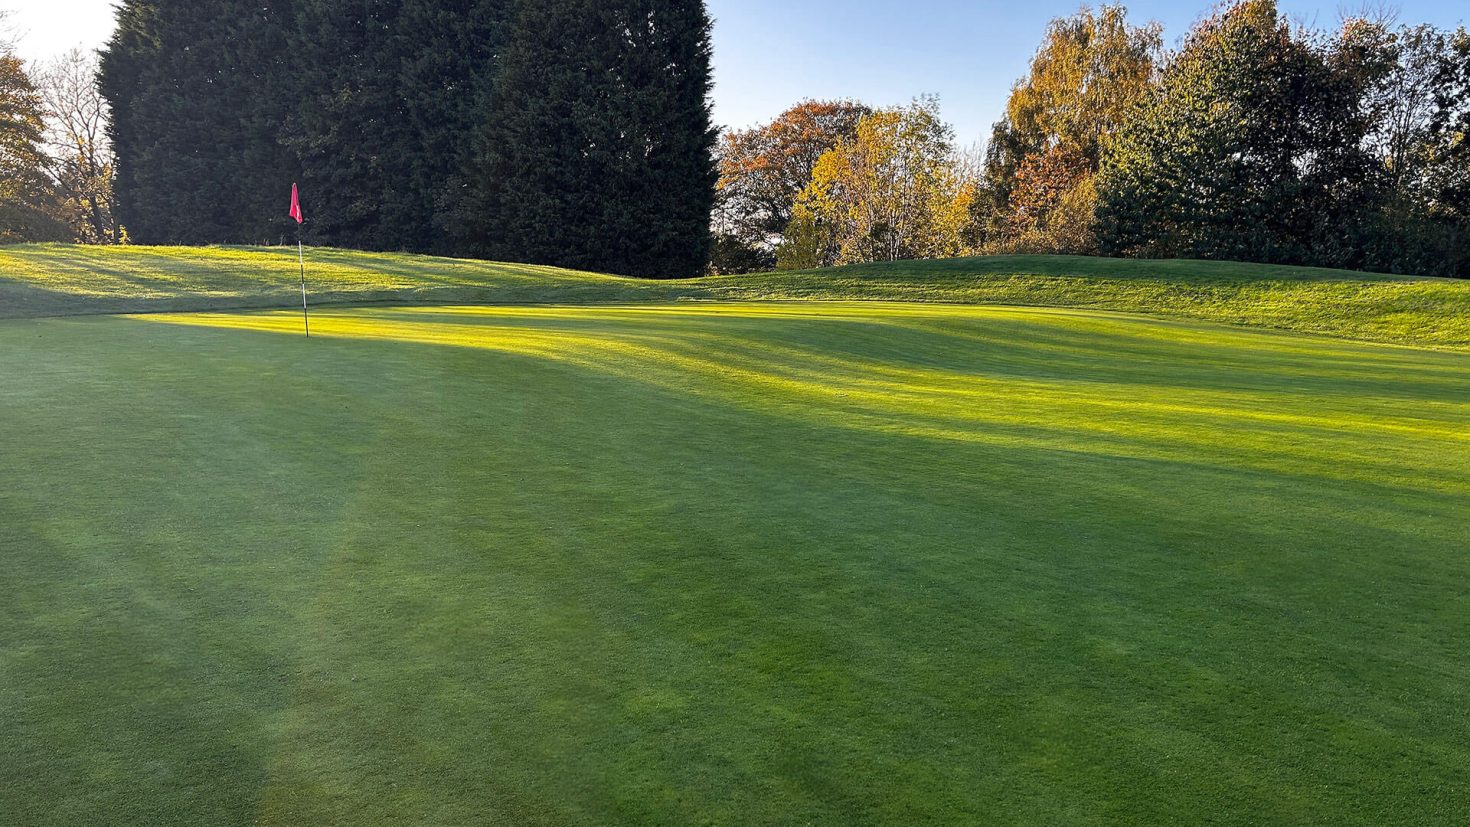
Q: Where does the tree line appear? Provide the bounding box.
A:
[93,0,715,278]
[715,1,1470,277]
[0,0,1465,279]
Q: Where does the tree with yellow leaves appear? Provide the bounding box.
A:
[778,97,975,269]
[981,4,1161,253]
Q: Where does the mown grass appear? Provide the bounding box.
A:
[2,243,1468,348]
[4,302,1469,824]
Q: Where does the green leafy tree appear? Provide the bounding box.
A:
[1420,27,1470,274]
[1341,22,1470,275]
[452,0,717,278]
[100,0,297,245]
[1096,0,1385,268]
[0,54,67,242]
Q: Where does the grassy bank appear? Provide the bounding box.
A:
[2,243,1468,348]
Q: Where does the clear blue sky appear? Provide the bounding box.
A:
[7,0,1467,144]
[705,0,1468,142]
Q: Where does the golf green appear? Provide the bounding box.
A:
[3,302,1468,824]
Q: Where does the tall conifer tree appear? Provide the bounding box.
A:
[100,0,297,245]
[454,0,717,278]
[286,0,507,253]
[101,0,713,270]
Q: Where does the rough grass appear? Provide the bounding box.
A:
[2,243,1468,348]
[4,302,1469,824]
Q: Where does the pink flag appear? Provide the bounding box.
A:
[289,183,303,224]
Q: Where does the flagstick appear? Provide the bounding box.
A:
[297,229,310,338]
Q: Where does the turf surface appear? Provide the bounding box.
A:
[3,301,1468,824]
[3,243,1469,349]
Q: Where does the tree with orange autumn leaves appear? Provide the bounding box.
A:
[713,99,870,272]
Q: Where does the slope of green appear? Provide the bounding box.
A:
[0,244,661,316]
[4,302,1469,824]
[2,243,1468,348]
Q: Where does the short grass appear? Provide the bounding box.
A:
[4,302,1469,824]
[2,243,1469,348]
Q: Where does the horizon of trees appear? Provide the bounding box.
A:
[714,1,1470,278]
[0,1,1465,279]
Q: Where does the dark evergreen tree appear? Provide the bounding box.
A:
[286,0,507,254]
[101,0,713,269]
[453,0,717,278]
[100,0,297,245]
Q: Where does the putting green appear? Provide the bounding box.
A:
[3,302,1468,824]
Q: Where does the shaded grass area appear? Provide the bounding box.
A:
[0,244,658,317]
[2,243,1469,349]
[3,303,1469,824]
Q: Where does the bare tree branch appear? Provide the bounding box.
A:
[36,47,119,243]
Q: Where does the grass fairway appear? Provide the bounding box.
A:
[3,300,1469,824]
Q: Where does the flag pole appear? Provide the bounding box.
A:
[297,226,310,338]
[290,183,309,338]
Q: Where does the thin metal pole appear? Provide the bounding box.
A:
[297,233,310,338]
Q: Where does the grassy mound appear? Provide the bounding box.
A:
[2,243,1468,348]
[4,302,1470,823]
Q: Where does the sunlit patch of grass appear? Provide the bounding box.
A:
[6,300,1470,822]
[142,303,1470,496]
